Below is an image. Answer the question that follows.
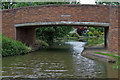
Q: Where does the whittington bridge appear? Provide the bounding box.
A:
[1,4,120,54]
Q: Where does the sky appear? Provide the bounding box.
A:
[80,0,96,4]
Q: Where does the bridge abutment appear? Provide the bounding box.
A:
[16,27,36,45]
[108,6,120,54]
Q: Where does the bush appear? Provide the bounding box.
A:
[86,36,104,47]
[2,35,30,57]
[68,32,80,38]
[35,40,49,47]
[88,31,94,36]
[86,27,104,37]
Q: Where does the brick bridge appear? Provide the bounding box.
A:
[1,4,120,54]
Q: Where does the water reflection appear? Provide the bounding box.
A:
[2,41,118,78]
[65,41,107,78]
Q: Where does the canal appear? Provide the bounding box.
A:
[2,40,118,78]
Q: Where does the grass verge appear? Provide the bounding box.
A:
[94,52,120,69]
[94,52,120,58]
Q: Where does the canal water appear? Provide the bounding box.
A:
[2,40,118,78]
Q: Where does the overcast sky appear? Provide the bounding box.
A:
[80,0,96,4]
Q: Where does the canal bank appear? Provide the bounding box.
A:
[81,47,117,62]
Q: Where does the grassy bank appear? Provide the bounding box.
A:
[2,35,50,57]
[35,40,49,47]
[2,35,31,57]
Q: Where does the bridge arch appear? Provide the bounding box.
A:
[2,4,120,54]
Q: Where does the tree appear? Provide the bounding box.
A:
[95,0,120,5]
[36,26,73,44]
[1,2,71,9]
[0,2,16,9]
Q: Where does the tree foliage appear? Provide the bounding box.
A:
[0,2,70,9]
[95,1,120,5]
[36,26,73,44]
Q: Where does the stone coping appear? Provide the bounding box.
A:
[14,21,110,27]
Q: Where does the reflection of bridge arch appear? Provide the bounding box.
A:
[2,4,120,54]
